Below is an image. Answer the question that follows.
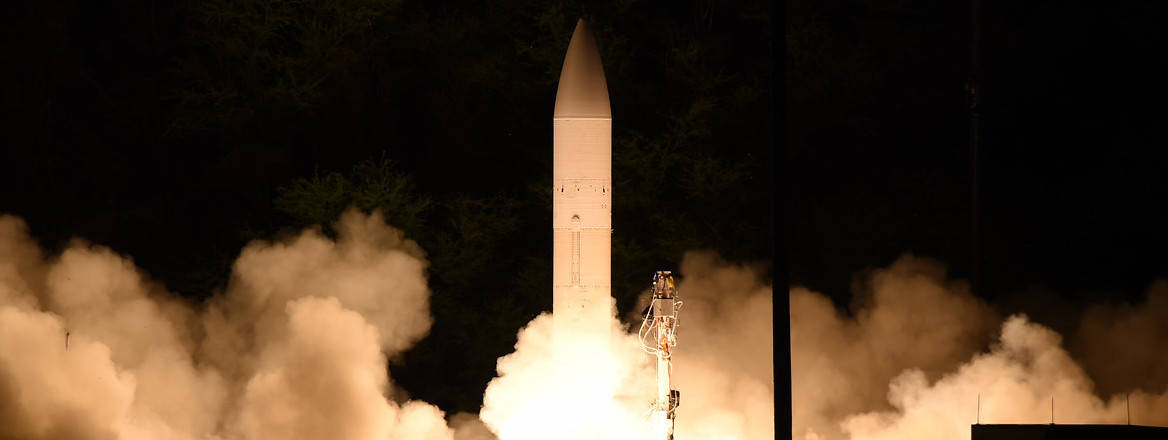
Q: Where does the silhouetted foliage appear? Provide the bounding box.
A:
[168,0,402,135]
[1,0,773,416]
[275,157,432,236]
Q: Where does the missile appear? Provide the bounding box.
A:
[552,19,612,343]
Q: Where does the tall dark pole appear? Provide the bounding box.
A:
[777,3,791,437]
[968,0,983,297]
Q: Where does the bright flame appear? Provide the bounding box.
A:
[481,251,775,440]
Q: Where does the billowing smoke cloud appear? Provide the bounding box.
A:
[0,303,134,440]
[665,252,775,439]
[1,209,775,439]
[793,253,1168,440]
[479,312,655,439]
[791,254,1000,439]
[480,251,775,440]
[449,411,500,440]
[0,210,462,439]
[1072,281,1168,396]
[231,296,449,439]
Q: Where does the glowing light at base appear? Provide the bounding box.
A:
[482,252,775,440]
[480,313,655,440]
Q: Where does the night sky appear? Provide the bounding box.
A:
[789,1,1168,322]
[0,1,773,417]
[9,0,1168,430]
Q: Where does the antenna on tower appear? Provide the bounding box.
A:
[1127,393,1131,425]
[976,393,981,424]
[1050,396,1055,425]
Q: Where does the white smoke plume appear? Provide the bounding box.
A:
[667,252,775,440]
[1072,281,1168,396]
[481,312,654,439]
[480,250,775,440]
[449,411,500,440]
[0,209,776,439]
[0,210,464,440]
[792,253,1168,440]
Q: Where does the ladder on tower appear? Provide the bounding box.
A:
[639,271,683,439]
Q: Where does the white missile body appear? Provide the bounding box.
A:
[552,19,612,343]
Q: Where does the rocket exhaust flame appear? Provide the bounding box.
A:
[480,251,774,440]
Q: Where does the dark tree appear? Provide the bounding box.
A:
[1,0,773,415]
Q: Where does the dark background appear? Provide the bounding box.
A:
[0,0,773,416]
[9,0,1168,428]
[789,0,1168,326]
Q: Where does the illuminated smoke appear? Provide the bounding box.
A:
[0,210,456,440]
[480,251,775,440]
[666,252,775,440]
[0,211,774,439]
[449,411,499,440]
[793,253,1168,440]
[0,215,225,440]
[231,296,449,439]
[791,254,999,439]
[1072,281,1168,396]
[479,312,655,440]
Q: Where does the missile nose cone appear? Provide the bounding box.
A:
[554,19,611,119]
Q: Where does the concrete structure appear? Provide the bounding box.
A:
[552,19,613,343]
[971,424,1168,440]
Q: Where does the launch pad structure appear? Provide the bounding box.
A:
[971,424,1168,440]
[640,271,683,440]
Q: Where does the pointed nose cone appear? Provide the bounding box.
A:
[554,19,611,119]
